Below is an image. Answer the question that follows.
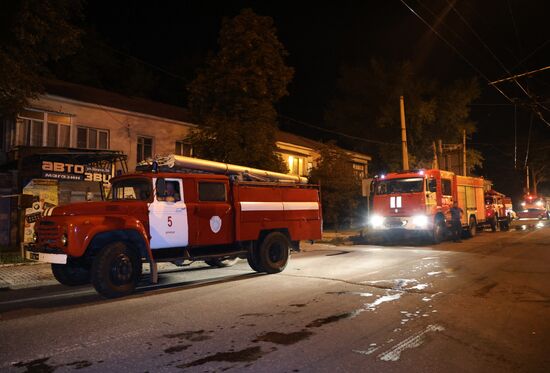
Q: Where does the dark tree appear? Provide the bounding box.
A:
[0,0,82,115]
[187,9,294,172]
[309,143,361,229]
[325,59,481,172]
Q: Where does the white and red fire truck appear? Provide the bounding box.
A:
[517,193,550,220]
[368,169,487,243]
[25,155,322,298]
[484,189,512,231]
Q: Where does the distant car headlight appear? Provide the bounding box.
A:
[60,234,68,246]
[32,232,38,243]
[412,215,428,228]
[521,202,526,206]
[370,214,385,228]
[536,200,543,207]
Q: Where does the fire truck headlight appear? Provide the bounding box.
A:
[32,232,38,243]
[412,215,428,228]
[536,200,543,207]
[370,214,385,228]
[60,234,68,246]
[521,202,526,207]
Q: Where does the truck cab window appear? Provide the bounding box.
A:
[199,182,226,202]
[157,180,181,202]
[110,179,152,201]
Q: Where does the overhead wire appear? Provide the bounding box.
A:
[399,0,515,103]
[279,115,400,146]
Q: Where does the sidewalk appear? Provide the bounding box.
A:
[0,231,363,290]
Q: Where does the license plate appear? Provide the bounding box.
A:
[25,250,67,264]
[30,252,39,260]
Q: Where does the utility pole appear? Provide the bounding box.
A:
[400,96,409,170]
[526,166,530,194]
[462,129,467,176]
[438,140,443,170]
[432,141,439,169]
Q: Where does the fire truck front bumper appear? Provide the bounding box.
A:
[25,245,67,264]
[369,215,433,232]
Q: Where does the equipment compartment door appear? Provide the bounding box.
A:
[193,181,233,245]
[149,178,188,249]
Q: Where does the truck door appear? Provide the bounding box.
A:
[192,180,234,245]
[149,178,188,249]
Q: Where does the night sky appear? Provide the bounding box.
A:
[81,0,550,198]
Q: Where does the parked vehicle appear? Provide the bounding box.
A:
[484,190,512,231]
[368,169,487,243]
[26,155,322,298]
[517,194,549,220]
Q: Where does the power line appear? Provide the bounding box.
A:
[399,0,515,103]
[489,65,550,85]
[279,115,399,146]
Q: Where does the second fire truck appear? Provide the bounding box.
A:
[368,169,487,243]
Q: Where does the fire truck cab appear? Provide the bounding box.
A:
[368,169,486,243]
[25,155,322,298]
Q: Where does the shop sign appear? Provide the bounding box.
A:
[41,161,112,182]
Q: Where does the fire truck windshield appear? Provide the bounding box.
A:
[375,178,424,195]
[108,178,152,201]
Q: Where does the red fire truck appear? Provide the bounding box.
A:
[484,189,512,231]
[517,194,550,220]
[368,169,487,243]
[25,155,322,298]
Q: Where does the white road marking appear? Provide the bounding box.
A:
[377,324,445,362]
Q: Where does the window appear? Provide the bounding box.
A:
[353,163,366,179]
[109,178,152,201]
[175,141,193,156]
[156,179,181,202]
[375,178,424,195]
[288,156,304,176]
[441,179,452,196]
[137,136,153,162]
[198,182,226,202]
[77,126,109,150]
[18,118,44,146]
[47,122,71,147]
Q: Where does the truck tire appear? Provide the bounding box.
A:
[466,217,477,238]
[51,259,90,286]
[91,241,142,298]
[431,219,446,244]
[500,217,510,231]
[247,245,265,273]
[205,257,239,268]
[257,232,290,274]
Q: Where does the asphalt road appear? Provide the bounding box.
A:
[1,222,549,373]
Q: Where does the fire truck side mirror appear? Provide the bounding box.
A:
[156,178,166,197]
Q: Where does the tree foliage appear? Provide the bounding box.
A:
[187,9,294,172]
[0,0,82,115]
[309,143,361,229]
[325,59,481,173]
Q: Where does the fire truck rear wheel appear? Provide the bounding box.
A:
[258,232,290,274]
[490,216,498,232]
[91,241,142,298]
[247,246,265,273]
[51,259,90,286]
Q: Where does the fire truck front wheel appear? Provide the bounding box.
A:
[91,242,142,298]
[258,232,291,274]
[51,259,90,286]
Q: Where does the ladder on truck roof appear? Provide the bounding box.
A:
[136,154,309,184]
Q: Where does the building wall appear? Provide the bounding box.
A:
[18,95,195,171]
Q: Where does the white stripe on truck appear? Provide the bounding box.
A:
[240,201,319,211]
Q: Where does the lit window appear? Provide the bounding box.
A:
[175,141,193,156]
